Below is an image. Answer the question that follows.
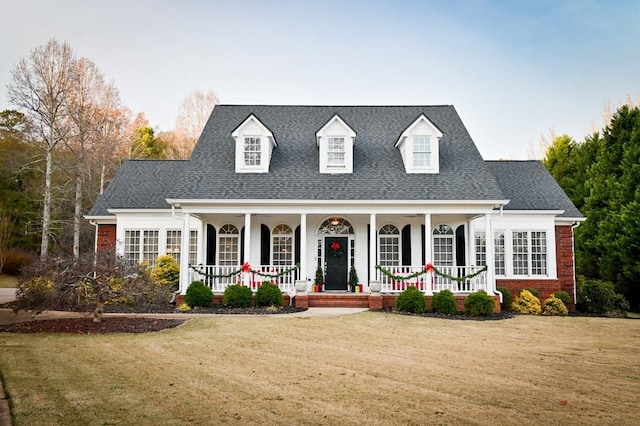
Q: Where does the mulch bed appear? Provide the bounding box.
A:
[0,317,187,334]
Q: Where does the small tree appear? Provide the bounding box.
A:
[348,265,359,292]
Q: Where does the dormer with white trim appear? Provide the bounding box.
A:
[395,114,443,174]
[316,114,356,174]
[232,114,277,173]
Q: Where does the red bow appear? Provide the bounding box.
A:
[331,242,341,251]
[424,263,434,272]
[242,262,251,273]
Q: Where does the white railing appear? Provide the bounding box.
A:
[188,264,298,293]
[379,265,487,293]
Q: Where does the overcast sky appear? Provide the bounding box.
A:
[1,0,638,159]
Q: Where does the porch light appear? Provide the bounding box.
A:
[330,218,340,226]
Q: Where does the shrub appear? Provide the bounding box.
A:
[223,284,253,308]
[255,282,283,307]
[577,276,617,314]
[395,285,426,314]
[511,289,541,315]
[1,248,33,275]
[553,290,571,307]
[464,290,496,317]
[151,255,180,291]
[185,280,213,308]
[431,289,457,315]
[496,286,512,311]
[524,287,539,298]
[21,276,55,305]
[542,295,568,316]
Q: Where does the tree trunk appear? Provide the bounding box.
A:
[93,301,104,323]
[73,161,83,259]
[40,140,53,259]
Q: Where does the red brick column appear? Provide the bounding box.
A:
[96,224,116,253]
[555,225,576,303]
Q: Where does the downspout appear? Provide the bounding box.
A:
[571,221,581,305]
[170,204,183,302]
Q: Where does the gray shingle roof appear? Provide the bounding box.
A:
[486,160,583,218]
[166,105,506,201]
[87,160,187,216]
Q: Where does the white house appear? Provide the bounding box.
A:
[86,105,583,309]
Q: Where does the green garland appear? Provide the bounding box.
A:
[375,264,487,283]
[189,263,300,280]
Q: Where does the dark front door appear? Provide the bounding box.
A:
[324,237,348,290]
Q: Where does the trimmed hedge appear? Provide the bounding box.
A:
[431,289,457,315]
[395,286,426,314]
[185,281,213,308]
[223,284,253,308]
[542,295,568,316]
[255,282,283,307]
[512,289,541,315]
[496,286,512,311]
[464,290,495,317]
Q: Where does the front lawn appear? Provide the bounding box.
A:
[0,313,638,425]
[0,274,18,288]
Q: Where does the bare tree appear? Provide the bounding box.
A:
[174,89,219,158]
[7,38,76,259]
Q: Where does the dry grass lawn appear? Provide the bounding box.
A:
[0,312,638,425]
[0,274,18,288]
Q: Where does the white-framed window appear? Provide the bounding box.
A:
[378,224,400,266]
[124,230,140,264]
[166,230,181,262]
[142,230,159,266]
[272,224,293,266]
[512,230,548,276]
[243,136,261,166]
[189,230,198,266]
[512,231,529,275]
[494,231,505,276]
[474,231,486,266]
[218,224,239,266]
[413,136,431,168]
[327,137,345,167]
[433,224,454,266]
[531,231,547,275]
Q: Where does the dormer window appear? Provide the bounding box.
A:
[395,114,443,174]
[316,114,356,174]
[232,114,276,173]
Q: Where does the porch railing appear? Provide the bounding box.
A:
[378,265,487,293]
[188,265,299,293]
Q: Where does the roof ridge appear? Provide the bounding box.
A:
[216,104,454,108]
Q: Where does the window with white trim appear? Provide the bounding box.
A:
[531,231,547,275]
[166,230,181,262]
[378,225,400,266]
[433,224,454,266]
[413,136,431,168]
[494,231,505,276]
[272,224,293,266]
[124,230,140,264]
[474,231,486,266]
[512,231,529,275]
[244,136,261,166]
[142,230,159,266]
[327,137,345,167]
[189,230,198,266]
[218,224,239,266]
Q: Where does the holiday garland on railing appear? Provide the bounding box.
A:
[189,263,300,280]
[375,263,488,283]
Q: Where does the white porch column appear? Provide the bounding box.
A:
[179,213,191,295]
[300,213,307,280]
[484,213,495,294]
[369,213,377,283]
[243,213,252,286]
[424,214,432,263]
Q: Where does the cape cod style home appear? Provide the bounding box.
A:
[86,105,583,310]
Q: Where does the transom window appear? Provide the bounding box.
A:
[433,224,454,266]
[379,224,400,266]
[413,136,431,167]
[244,136,261,166]
[272,224,293,266]
[218,224,239,266]
[327,137,345,166]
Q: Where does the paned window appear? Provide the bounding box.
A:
[272,224,293,266]
[433,224,454,266]
[218,224,239,266]
[124,230,140,264]
[379,224,400,266]
[327,137,345,166]
[189,230,198,266]
[413,136,431,167]
[142,230,159,266]
[244,137,261,166]
[494,231,505,276]
[166,230,181,262]
[531,231,547,275]
[474,231,486,266]
[512,231,529,275]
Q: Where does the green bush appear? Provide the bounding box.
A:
[395,285,426,314]
[577,276,617,314]
[185,280,213,307]
[553,290,571,307]
[524,288,539,298]
[511,289,541,315]
[431,289,457,315]
[496,286,512,311]
[542,295,568,316]
[464,290,496,317]
[151,255,180,291]
[223,284,253,308]
[255,282,283,307]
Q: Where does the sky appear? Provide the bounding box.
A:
[1,0,638,160]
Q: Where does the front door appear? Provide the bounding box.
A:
[324,237,348,290]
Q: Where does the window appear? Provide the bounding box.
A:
[142,230,159,266]
[272,224,293,266]
[124,230,140,264]
[531,231,547,275]
[379,225,400,266]
[166,230,181,262]
[474,231,486,266]
[494,231,505,276]
[512,231,529,275]
[189,230,198,266]
[413,136,431,167]
[433,224,454,266]
[244,137,261,166]
[327,137,345,167]
[218,224,239,266]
